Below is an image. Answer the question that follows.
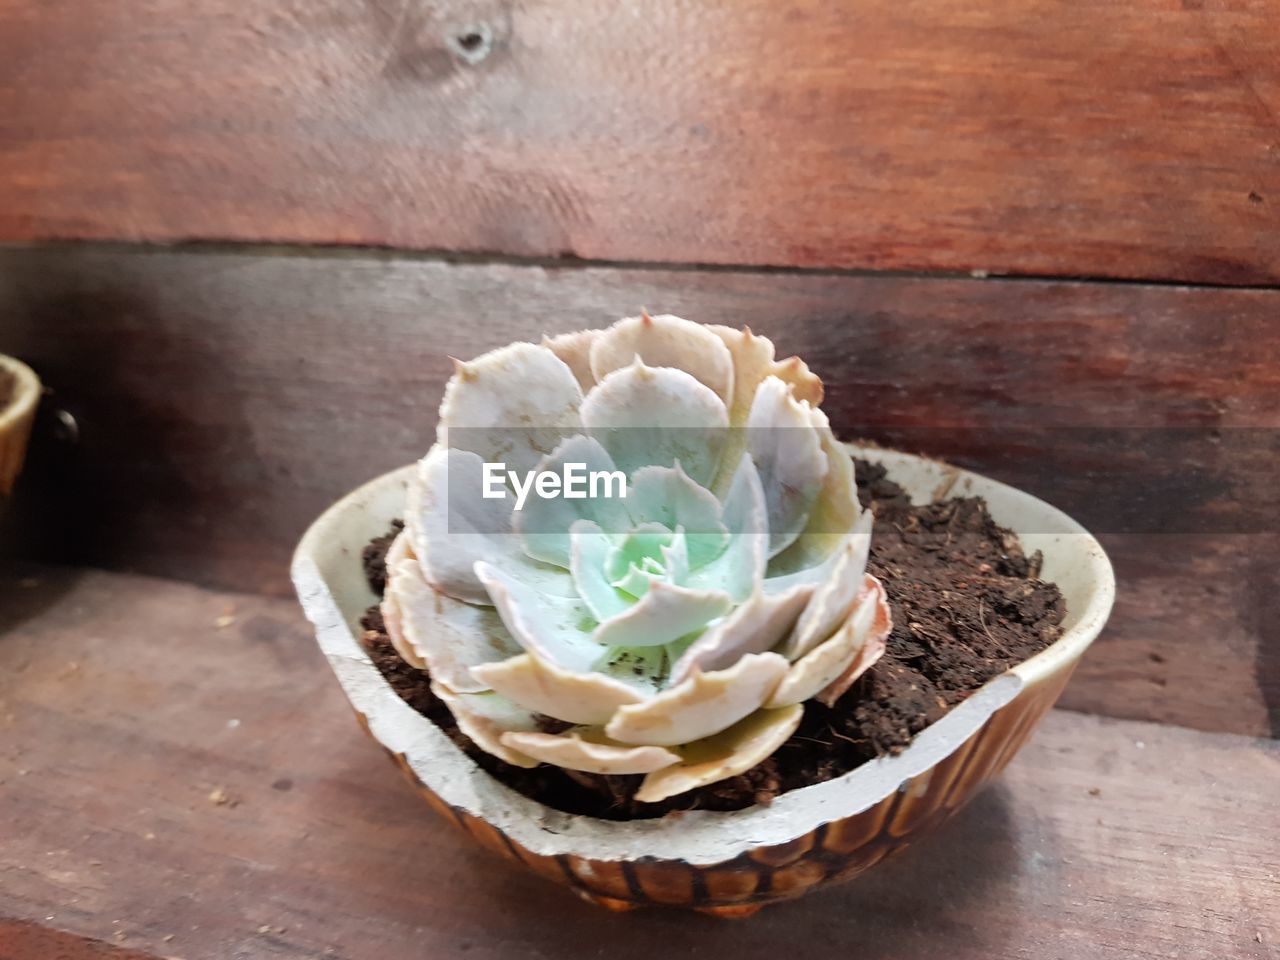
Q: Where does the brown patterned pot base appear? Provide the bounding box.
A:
[357,667,1073,917]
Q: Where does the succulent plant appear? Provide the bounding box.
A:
[382,314,891,803]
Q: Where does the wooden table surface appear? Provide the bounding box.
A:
[0,564,1276,960]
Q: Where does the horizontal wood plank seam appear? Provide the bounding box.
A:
[4,240,1280,294]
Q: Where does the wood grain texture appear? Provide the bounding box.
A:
[2,245,1278,737]
[0,922,163,960]
[0,1,1278,283]
[0,565,1276,960]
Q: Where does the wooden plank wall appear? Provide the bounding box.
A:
[1,246,1277,739]
[0,0,1278,283]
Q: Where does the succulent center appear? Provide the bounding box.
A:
[606,523,676,599]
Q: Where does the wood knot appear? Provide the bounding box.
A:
[446,23,493,64]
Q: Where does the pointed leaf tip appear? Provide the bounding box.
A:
[449,356,477,381]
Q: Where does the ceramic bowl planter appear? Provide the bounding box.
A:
[292,442,1114,917]
[0,354,40,497]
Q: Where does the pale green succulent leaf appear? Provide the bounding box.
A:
[685,452,768,602]
[747,376,829,558]
[588,312,735,406]
[604,522,672,582]
[386,555,518,694]
[670,582,814,684]
[634,703,804,802]
[609,527,691,599]
[594,643,670,691]
[438,341,583,476]
[659,527,690,585]
[593,580,732,649]
[474,561,602,673]
[568,519,631,622]
[471,653,646,725]
[769,575,887,707]
[613,562,655,600]
[580,360,729,487]
[766,406,862,577]
[500,730,680,775]
[414,446,575,604]
[779,509,875,658]
[605,652,790,746]
[627,463,728,568]
[541,329,599,392]
[431,682,541,768]
[513,435,632,568]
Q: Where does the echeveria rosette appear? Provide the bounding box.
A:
[382,314,892,803]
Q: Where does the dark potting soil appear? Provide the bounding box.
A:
[361,519,404,595]
[357,457,1065,820]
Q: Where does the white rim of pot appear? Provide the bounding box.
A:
[0,355,39,434]
[292,445,1115,865]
